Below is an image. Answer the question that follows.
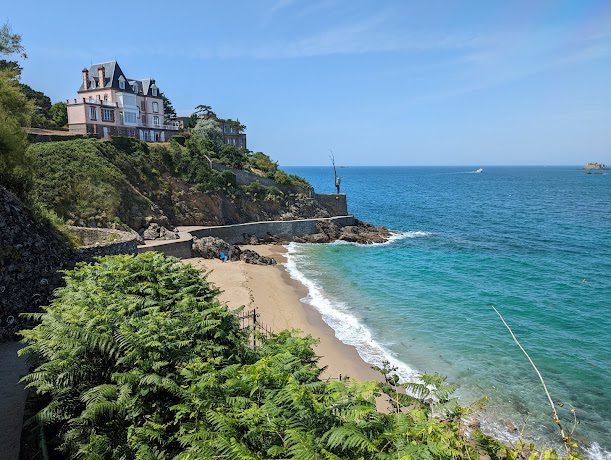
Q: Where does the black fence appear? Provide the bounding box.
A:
[236,308,273,348]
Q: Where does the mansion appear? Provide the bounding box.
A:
[67,61,179,142]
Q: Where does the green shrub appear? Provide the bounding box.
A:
[249,151,278,174]
[219,169,237,188]
[273,169,292,185]
[288,173,311,188]
[264,185,283,200]
[20,253,569,460]
[110,136,149,154]
[243,179,265,198]
[27,139,124,225]
[273,169,311,188]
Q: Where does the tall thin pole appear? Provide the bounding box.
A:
[492,306,571,457]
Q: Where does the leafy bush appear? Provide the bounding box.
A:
[242,180,265,198]
[110,135,149,154]
[273,169,292,185]
[27,139,124,225]
[20,253,570,459]
[288,173,311,189]
[249,151,278,174]
[219,143,248,169]
[219,169,237,188]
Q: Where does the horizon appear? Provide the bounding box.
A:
[5,0,611,166]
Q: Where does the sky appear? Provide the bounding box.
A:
[4,0,611,166]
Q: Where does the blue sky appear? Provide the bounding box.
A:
[5,0,611,165]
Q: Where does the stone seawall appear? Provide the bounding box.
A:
[188,216,355,245]
[314,193,348,216]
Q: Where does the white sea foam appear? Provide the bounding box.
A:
[585,443,611,460]
[330,230,434,247]
[284,242,609,459]
[284,242,419,382]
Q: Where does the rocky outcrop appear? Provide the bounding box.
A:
[584,162,608,171]
[0,187,75,340]
[141,222,179,241]
[192,237,276,265]
[296,219,391,245]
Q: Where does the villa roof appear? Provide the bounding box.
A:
[79,61,160,97]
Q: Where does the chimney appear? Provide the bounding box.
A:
[82,67,89,89]
[97,65,106,89]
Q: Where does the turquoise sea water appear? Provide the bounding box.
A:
[283,166,610,457]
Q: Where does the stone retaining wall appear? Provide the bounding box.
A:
[188,216,355,245]
[137,235,194,259]
[68,226,138,262]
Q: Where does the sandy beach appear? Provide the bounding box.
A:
[184,244,382,383]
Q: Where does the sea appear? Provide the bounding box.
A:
[282,166,610,459]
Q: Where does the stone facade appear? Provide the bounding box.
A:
[67,61,179,142]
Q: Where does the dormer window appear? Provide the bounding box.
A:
[118,76,125,89]
[151,86,158,96]
[132,85,138,93]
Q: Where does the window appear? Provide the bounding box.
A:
[124,111,137,124]
[89,106,97,120]
[103,94,108,101]
[153,115,160,126]
[123,94,136,106]
[96,94,101,100]
[102,108,114,122]
[119,79,125,89]
[151,87,158,96]
[132,84,138,93]
[152,101,159,113]
[88,96,93,102]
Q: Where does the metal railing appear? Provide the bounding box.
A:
[236,308,273,348]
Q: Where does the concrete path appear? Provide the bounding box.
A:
[0,342,28,460]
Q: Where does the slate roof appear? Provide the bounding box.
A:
[79,61,160,97]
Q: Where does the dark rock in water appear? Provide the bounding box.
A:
[192,237,276,265]
[339,220,391,244]
[504,420,518,433]
[301,232,331,243]
[240,249,277,265]
[141,222,179,240]
[299,219,391,245]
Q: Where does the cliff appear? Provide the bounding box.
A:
[26,138,342,236]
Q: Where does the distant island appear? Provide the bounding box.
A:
[583,162,609,171]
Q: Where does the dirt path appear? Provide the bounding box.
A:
[0,342,28,460]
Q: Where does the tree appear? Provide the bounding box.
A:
[192,117,223,150]
[160,91,176,123]
[194,104,216,119]
[0,23,33,197]
[0,22,26,58]
[49,101,67,127]
[20,83,52,126]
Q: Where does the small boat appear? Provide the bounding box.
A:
[474,168,483,173]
